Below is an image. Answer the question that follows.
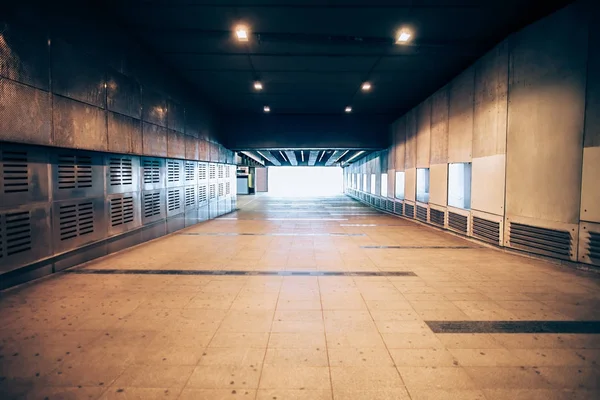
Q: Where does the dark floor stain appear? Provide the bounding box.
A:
[426,320,600,334]
[361,245,477,249]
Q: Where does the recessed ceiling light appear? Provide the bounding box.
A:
[235,25,249,42]
[345,106,352,113]
[361,82,371,91]
[253,81,263,90]
[396,29,412,44]
[263,105,270,113]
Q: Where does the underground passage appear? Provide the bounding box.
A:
[1,0,600,399]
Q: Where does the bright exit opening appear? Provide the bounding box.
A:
[267,166,343,197]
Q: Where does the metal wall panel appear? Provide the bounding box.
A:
[53,96,107,151]
[142,89,167,127]
[142,189,166,225]
[141,157,165,191]
[52,196,106,253]
[51,149,104,200]
[0,143,50,208]
[107,112,143,154]
[106,70,142,119]
[106,154,139,194]
[142,122,168,157]
[107,192,141,237]
[166,159,184,188]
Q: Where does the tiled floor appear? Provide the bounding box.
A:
[1,194,600,399]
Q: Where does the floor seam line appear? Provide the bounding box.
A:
[317,275,336,400]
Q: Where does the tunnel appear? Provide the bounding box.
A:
[1,0,600,398]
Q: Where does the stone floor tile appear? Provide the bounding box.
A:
[330,366,404,390]
[259,366,330,389]
[397,366,477,391]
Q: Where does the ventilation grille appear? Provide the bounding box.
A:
[198,185,207,203]
[472,217,500,245]
[587,232,600,261]
[509,222,571,259]
[218,165,224,179]
[167,160,180,183]
[405,204,414,218]
[394,202,403,215]
[185,161,195,182]
[167,189,181,212]
[109,157,133,186]
[185,187,195,207]
[209,164,216,180]
[448,212,468,234]
[218,182,224,197]
[59,202,94,241]
[430,209,445,226]
[225,182,230,195]
[198,164,207,180]
[1,211,32,257]
[225,166,231,178]
[143,192,161,218]
[110,196,134,227]
[2,150,29,194]
[416,205,428,222]
[386,200,393,212]
[143,159,161,184]
[209,184,216,199]
[58,155,92,189]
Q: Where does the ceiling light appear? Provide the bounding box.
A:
[263,105,270,113]
[345,106,352,113]
[335,150,349,164]
[346,150,365,163]
[361,82,371,91]
[235,25,249,42]
[396,29,412,44]
[253,81,263,90]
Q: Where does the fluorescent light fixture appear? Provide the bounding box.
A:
[361,82,371,91]
[396,29,412,43]
[263,105,270,113]
[318,151,325,162]
[256,150,268,160]
[279,151,287,161]
[235,25,249,41]
[345,106,352,113]
[334,150,349,163]
[301,151,304,162]
[253,81,263,90]
[346,150,365,163]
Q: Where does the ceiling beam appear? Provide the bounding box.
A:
[325,150,345,166]
[240,151,265,166]
[308,151,318,166]
[284,150,298,166]
[255,150,281,166]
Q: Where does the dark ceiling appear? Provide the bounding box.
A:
[111,0,571,118]
[242,149,371,166]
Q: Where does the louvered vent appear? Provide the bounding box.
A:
[167,161,180,183]
[185,187,195,207]
[2,150,28,193]
[209,164,216,180]
[59,202,94,240]
[472,217,500,245]
[225,166,231,178]
[386,200,393,212]
[143,192,161,218]
[218,183,224,197]
[167,189,181,212]
[416,205,428,222]
[394,202,403,215]
[185,161,195,182]
[143,159,161,184]
[430,209,445,226]
[448,212,468,234]
[405,204,414,218]
[209,184,216,200]
[58,155,92,189]
[109,157,133,186]
[198,185,207,203]
[218,165,224,179]
[509,222,571,260]
[225,182,231,195]
[587,232,600,262]
[2,211,32,257]
[110,196,134,227]
[198,164,207,180]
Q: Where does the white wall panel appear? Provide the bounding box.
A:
[429,163,448,207]
[404,167,416,202]
[471,154,505,216]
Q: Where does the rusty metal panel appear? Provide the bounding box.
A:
[168,99,185,133]
[142,89,167,127]
[107,112,142,154]
[51,149,104,201]
[185,135,199,160]
[168,129,186,159]
[0,22,49,90]
[0,79,52,145]
[107,69,141,119]
[53,95,107,151]
[0,204,52,274]
[52,196,106,254]
[52,39,106,108]
[142,122,168,157]
[0,143,50,208]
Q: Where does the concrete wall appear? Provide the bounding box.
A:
[345,0,600,267]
